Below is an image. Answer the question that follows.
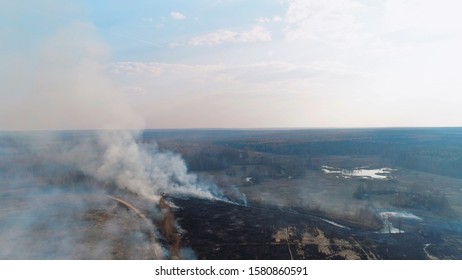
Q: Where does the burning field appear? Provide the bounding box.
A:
[2,1,462,262]
[2,129,462,260]
[0,130,250,259]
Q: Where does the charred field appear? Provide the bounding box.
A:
[173,196,433,260]
[1,128,462,259]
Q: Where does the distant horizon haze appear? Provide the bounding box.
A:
[1,1,461,130]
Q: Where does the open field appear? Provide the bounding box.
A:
[1,128,462,259]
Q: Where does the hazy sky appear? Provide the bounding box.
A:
[1,0,462,130]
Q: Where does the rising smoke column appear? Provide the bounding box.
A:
[1,17,226,201]
[0,4,231,259]
[67,129,226,201]
[1,16,227,201]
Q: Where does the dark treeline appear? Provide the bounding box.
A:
[139,128,462,179]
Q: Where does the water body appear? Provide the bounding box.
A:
[320,218,350,229]
[322,166,395,180]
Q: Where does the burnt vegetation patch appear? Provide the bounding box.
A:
[2,128,462,259]
[143,128,462,259]
[172,196,442,260]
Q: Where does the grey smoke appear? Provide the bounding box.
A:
[0,128,235,259]
[0,15,240,259]
[48,129,227,202]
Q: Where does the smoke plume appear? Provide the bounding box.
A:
[0,8,237,259]
[59,129,225,201]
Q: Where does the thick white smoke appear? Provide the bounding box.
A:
[1,18,226,200]
[66,129,225,201]
[0,8,233,259]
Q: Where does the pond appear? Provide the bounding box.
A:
[321,166,395,180]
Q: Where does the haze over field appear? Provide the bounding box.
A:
[1,0,462,130]
[2,1,462,261]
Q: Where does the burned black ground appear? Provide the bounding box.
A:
[172,196,462,260]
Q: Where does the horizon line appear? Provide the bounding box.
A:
[1,125,462,133]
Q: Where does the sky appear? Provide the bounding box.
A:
[1,0,462,130]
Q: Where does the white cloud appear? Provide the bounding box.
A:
[239,26,272,43]
[123,86,147,95]
[382,0,462,37]
[110,61,316,81]
[284,0,366,47]
[169,42,181,48]
[285,0,365,23]
[273,16,283,22]
[106,60,377,128]
[170,11,186,20]
[215,61,315,83]
[107,49,462,128]
[282,0,462,51]
[110,1,462,128]
[107,61,316,128]
[189,26,271,46]
[256,17,271,23]
[256,16,282,23]
[189,30,237,46]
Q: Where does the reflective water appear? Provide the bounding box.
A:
[322,166,395,179]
